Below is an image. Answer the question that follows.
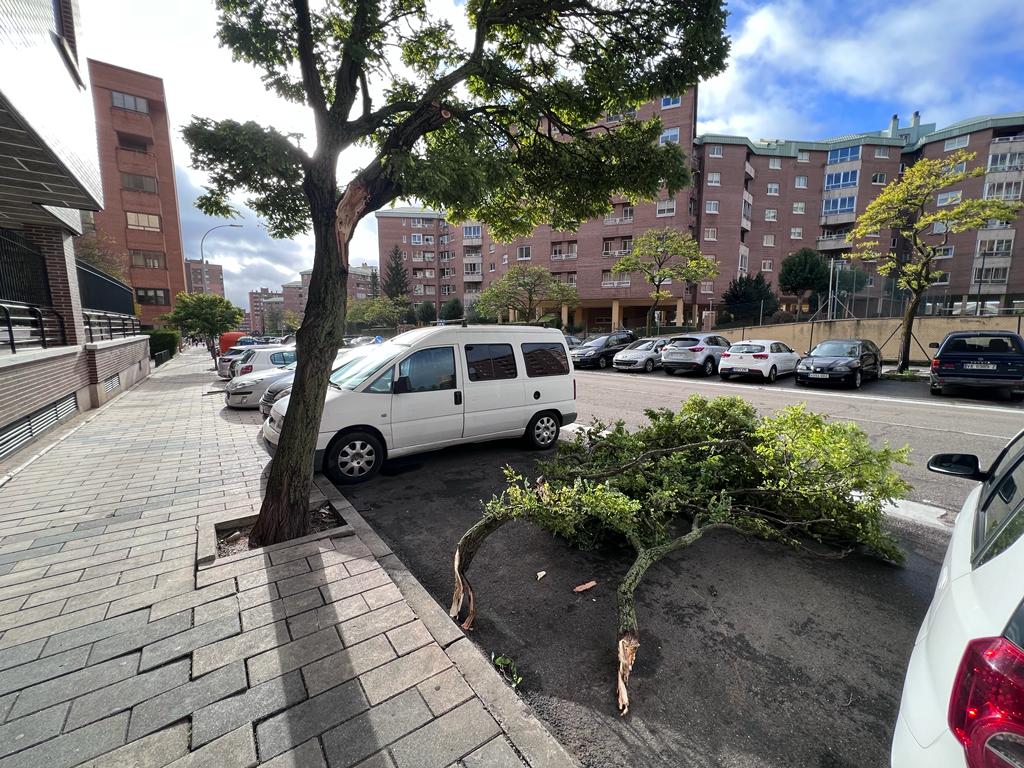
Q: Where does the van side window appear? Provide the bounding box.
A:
[465,344,517,382]
[366,366,394,394]
[399,347,456,391]
[521,343,570,377]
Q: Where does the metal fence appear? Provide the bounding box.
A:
[83,310,141,342]
[0,301,65,354]
[0,229,51,307]
[76,261,134,315]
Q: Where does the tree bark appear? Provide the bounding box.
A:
[250,168,362,546]
[896,290,924,373]
[450,515,508,630]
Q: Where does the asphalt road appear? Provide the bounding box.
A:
[573,368,1024,512]
[342,442,950,768]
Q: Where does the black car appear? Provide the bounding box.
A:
[569,330,638,369]
[929,331,1024,400]
[795,338,882,388]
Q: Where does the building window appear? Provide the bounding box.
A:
[827,146,861,164]
[135,288,169,305]
[708,144,723,158]
[660,128,680,145]
[944,135,969,151]
[424,285,436,295]
[768,157,782,170]
[704,227,717,241]
[111,91,149,113]
[502,254,508,265]
[464,263,482,275]
[825,170,858,189]
[936,190,962,206]
[932,221,948,234]
[411,233,422,244]
[984,181,1023,200]
[874,147,890,159]
[764,208,778,222]
[707,172,721,186]
[978,239,1013,258]
[761,259,774,272]
[792,201,805,215]
[822,196,856,215]
[763,234,775,247]
[949,161,967,175]
[705,200,719,214]
[766,182,780,196]
[656,198,676,217]
[790,227,802,239]
[516,245,532,260]
[738,252,749,274]
[934,246,954,259]
[567,272,577,286]
[661,95,682,109]
[121,173,157,193]
[974,266,1008,284]
[489,262,495,272]
[410,217,423,227]
[424,234,434,244]
[933,272,951,285]
[795,175,807,189]
[463,225,482,238]
[871,172,887,185]
[489,243,495,252]
[700,281,714,294]
[797,150,810,163]
[989,152,1024,172]
[126,211,160,231]
[130,250,165,269]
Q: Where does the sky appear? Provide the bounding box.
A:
[78,0,1024,310]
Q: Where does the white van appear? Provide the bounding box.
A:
[262,325,576,484]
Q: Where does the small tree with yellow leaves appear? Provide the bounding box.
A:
[849,150,1023,371]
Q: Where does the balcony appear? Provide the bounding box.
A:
[463,272,483,282]
[745,161,755,179]
[601,279,631,288]
[603,215,634,225]
[816,234,852,251]
[550,252,577,261]
[116,148,156,175]
[110,108,154,141]
[602,248,632,258]
[992,135,1024,145]
[820,211,857,226]
[462,236,482,246]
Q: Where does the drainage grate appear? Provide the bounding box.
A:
[103,374,120,393]
[0,393,78,459]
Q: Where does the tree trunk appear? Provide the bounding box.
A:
[250,171,362,547]
[450,515,508,630]
[646,301,656,337]
[896,291,924,373]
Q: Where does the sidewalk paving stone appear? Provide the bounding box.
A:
[302,635,396,697]
[321,688,433,768]
[359,644,452,706]
[75,723,189,768]
[388,699,500,768]
[8,652,139,719]
[65,659,190,730]
[191,669,306,747]
[256,679,368,761]
[0,711,128,768]
[127,660,247,740]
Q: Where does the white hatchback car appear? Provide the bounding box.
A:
[613,337,670,372]
[225,362,296,409]
[719,339,799,383]
[891,435,1024,768]
[263,325,576,484]
[229,346,295,379]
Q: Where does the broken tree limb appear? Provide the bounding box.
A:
[615,523,739,715]
[450,515,509,629]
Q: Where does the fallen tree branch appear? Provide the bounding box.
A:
[450,515,509,629]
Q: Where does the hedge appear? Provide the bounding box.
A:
[144,329,180,359]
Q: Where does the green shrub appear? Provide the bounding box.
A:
[144,329,180,359]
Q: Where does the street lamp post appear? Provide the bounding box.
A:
[199,224,242,294]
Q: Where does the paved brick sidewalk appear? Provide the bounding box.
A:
[0,349,576,768]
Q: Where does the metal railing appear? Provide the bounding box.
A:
[0,301,66,354]
[82,310,141,342]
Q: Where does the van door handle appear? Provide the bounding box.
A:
[454,391,462,406]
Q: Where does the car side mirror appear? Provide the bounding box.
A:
[927,453,988,481]
[393,376,411,394]
[928,342,940,349]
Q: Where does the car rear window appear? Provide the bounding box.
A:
[668,337,700,347]
[239,350,256,363]
[521,343,570,377]
[465,344,517,382]
[943,335,1023,355]
[730,344,765,354]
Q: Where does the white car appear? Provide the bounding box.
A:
[719,339,799,383]
[613,338,670,372]
[228,346,295,379]
[225,362,297,409]
[661,333,732,376]
[216,343,279,379]
[263,325,577,484]
[891,436,1024,768]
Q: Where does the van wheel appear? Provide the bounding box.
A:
[702,358,716,376]
[325,431,383,485]
[526,412,560,449]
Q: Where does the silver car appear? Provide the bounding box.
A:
[661,333,732,376]
[225,362,296,409]
[613,337,670,372]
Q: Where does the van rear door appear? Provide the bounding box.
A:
[520,341,574,422]
[462,342,527,438]
[390,346,465,450]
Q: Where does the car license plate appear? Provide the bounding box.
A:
[810,373,829,379]
[964,363,997,371]
[732,367,747,373]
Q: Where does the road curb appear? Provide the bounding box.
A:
[313,475,581,768]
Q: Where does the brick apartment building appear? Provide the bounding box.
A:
[376,95,1024,331]
[184,258,225,296]
[86,59,188,326]
[0,1,152,457]
[248,287,283,334]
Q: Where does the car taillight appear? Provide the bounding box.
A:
[949,636,1024,768]
[688,346,705,352]
[753,353,769,360]
[931,358,941,369]
[722,352,731,358]
[240,365,253,375]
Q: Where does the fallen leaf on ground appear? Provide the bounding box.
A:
[573,580,597,593]
[536,571,547,581]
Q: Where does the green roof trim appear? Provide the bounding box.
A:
[906,112,1024,151]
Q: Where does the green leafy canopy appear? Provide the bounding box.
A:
[162,292,244,339]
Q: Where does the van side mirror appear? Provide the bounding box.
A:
[927,453,987,481]
[928,342,940,349]
[393,376,411,394]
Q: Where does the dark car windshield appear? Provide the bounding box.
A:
[668,337,700,348]
[582,335,609,348]
[942,335,1023,355]
[811,341,859,357]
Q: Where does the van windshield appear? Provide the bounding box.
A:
[329,342,409,390]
